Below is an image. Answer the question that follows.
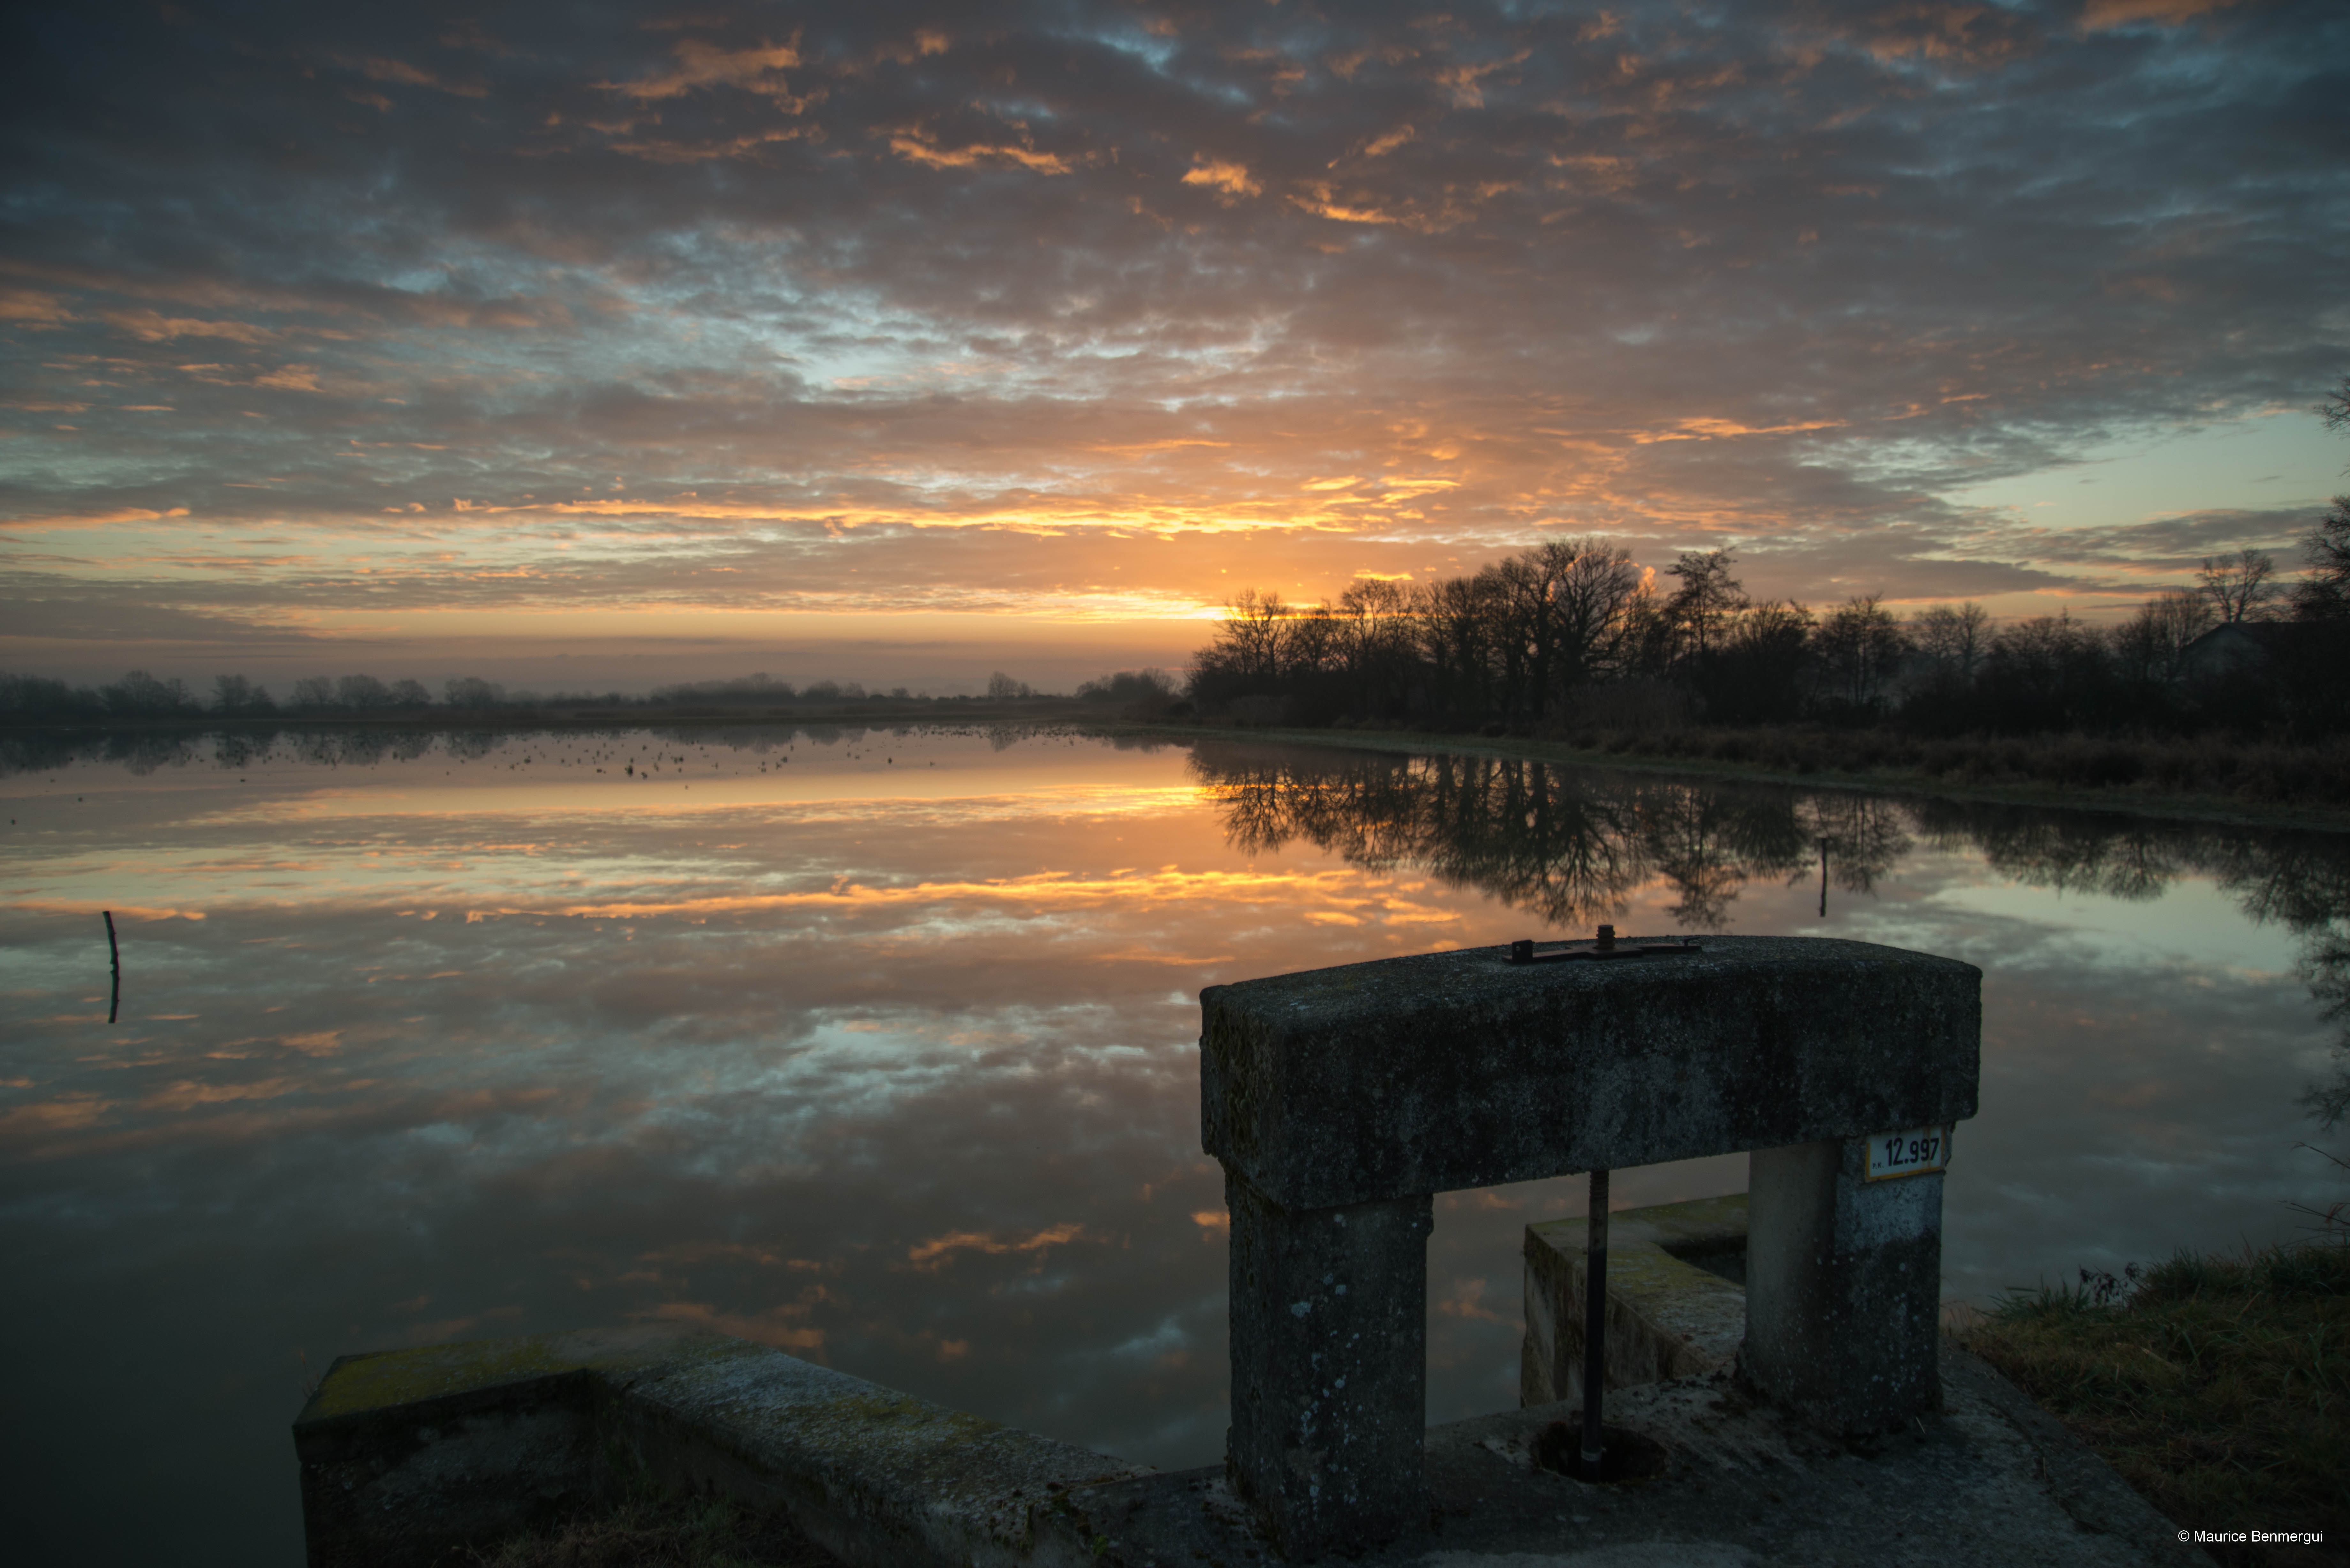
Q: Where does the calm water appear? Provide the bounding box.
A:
[3,726,2344,1564]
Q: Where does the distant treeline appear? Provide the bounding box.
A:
[0,666,1179,723]
[1186,504,2350,739]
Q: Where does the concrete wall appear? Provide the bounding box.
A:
[291,1323,1148,1568]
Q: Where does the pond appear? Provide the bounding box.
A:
[2,725,2343,1564]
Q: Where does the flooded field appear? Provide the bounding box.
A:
[3,724,2343,1564]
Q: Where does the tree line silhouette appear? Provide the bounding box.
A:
[1189,379,2350,739]
[1185,525,2349,739]
[0,668,1133,722]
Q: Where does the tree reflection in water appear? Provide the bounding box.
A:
[1189,739,2350,1133]
[1190,740,1911,930]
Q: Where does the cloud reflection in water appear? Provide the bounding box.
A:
[0,725,2343,1565]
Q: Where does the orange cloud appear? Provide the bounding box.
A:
[101,310,278,344]
[888,131,1074,175]
[907,1221,1090,1270]
[604,39,804,101]
[1181,158,1262,199]
[344,55,489,98]
[2081,0,2241,28]
[0,286,74,326]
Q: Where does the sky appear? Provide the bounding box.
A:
[3,0,2346,694]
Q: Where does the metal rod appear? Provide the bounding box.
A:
[104,910,120,1025]
[1582,1166,1609,1471]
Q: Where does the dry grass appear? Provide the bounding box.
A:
[1957,1241,2350,1566]
[466,1491,839,1568]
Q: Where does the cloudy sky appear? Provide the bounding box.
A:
[3,0,2345,692]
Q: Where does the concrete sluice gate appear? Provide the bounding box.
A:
[297,936,2205,1568]
[1202,934,1975,1557]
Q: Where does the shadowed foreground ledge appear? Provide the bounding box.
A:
[294,1318,2203,1568]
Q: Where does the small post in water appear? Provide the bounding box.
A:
[1582,1165,1608,1473]
[104,909,120,1025]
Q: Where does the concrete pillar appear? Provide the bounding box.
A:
[1223,1169,1432,1560]
[1742,1138,1944,1436]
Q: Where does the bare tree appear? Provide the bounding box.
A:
[1217,589,1290,689]
[1910,603,1991,680]
[2112,588,2216,682]
[1663,549,1747,662]
[2294,498,2350,621]
[445,676,505,708]
[337,673,395,709]
[1813,596,1908,711]
[1336,578,1414,716]
[1542,538,1645,690]
[212,674,275,714]
[2197,547,2277,624]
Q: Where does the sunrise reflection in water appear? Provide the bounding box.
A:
[1,725,2343,1566]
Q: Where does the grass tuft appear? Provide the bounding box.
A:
[1959,1239,2350,1566]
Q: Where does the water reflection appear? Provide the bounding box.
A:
[1189,741,2350,1111]
[0,727,2343,1566]
[1194,743,1925,931]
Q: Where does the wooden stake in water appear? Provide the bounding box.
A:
[104,909,120,1025]
[1583,1165,1608,1472]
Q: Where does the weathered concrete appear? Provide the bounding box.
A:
[1746,1139,1945,1436]
[1526,1182,1946,1438]
[1201,935,1978,1555]
[1074,1345,2203,1568]
[1225,1173,1433,1555]
[1200,936,1979,1211]
[1523,1194,1749,1407]
[298,1323,2204,1568]
[292,1323,1145,1568]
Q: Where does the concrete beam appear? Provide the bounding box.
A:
[1202,935,1979,1210]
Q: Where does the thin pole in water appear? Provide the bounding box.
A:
[104,910,120,1025]
[1582,1165,1608,1473]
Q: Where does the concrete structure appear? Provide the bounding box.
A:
[1523,1193,1750,1407]
[292,1321,2204,1568]
[291,1323,1147,1568]
[1200,935,1978,1558]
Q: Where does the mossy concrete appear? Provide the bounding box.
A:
[292,1323,1144,1568]
[1524,1194,1751,1407]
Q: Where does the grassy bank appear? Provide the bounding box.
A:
[1957,1240,2350,1566]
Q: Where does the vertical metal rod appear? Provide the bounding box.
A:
[1582,1166,1609,1471]
[1817,837,1829,919]
[104,910,120,1025]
